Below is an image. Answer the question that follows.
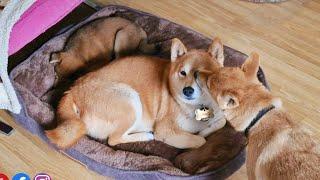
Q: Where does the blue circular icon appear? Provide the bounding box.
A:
[12,173,30,180]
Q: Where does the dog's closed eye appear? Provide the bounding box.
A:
[228,98,235,106]
[194,71,199,79]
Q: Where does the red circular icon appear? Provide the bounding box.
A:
[0,173,9,180]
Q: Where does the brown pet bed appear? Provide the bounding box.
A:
[10,5,270,179]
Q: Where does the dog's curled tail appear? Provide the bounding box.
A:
[46,93,85,149]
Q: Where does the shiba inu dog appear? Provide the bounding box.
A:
[199,53,320,179]
[46,38,226,149]
[50,17,156,83]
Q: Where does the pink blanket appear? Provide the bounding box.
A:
[9,0,83,55]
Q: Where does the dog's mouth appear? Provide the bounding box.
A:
[184,96,196,101]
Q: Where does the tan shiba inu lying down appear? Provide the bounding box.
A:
[50,17,156,82]
[199,53,320,179]
[46,38,227,149]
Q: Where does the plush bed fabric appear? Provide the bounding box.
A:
[9,5,269,179]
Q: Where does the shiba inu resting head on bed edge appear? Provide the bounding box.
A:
[46,38,226,149]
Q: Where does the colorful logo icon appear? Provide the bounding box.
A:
[34,173,51,180]
[0,173,9,180]
[12,173,30,180]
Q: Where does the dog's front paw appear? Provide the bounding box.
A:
[199,118,227,137]
[194,136,206,148]
[214,118,227,130]
[174,151,202,174]
[49,53,61,65]
[198,128,211,137]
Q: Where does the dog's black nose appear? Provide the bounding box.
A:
[183,86,194,97]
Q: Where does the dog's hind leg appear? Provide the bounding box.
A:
[46,119,85,148]
[138,38,158,55]
[114,26,140,59]
[46,94,85,148]
[105,83,154,146]
[108,131,154,146]
[137,26,158,55]
[157,126,206,149]
[114,24,157,59]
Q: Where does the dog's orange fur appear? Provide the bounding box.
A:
[50,17,156,82]
[46,38,227,149]
[200,53,320,179]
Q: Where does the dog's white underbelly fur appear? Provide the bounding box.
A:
[84,115,117,139]
[177,114,207,133]
[176,107,225,136]
[84,83,151,140]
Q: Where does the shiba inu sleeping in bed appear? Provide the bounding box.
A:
[46,38,226,149]
[50,17,156,84]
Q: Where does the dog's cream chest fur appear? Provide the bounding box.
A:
[176,104,225,136]
[177,113,208,133]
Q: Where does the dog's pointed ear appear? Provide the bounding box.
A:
[217,93,239,109]
[208,37,224,67]
[241,52,260,81]
[171,38,187,62]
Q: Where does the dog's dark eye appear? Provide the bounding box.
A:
[180,71,186,76]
